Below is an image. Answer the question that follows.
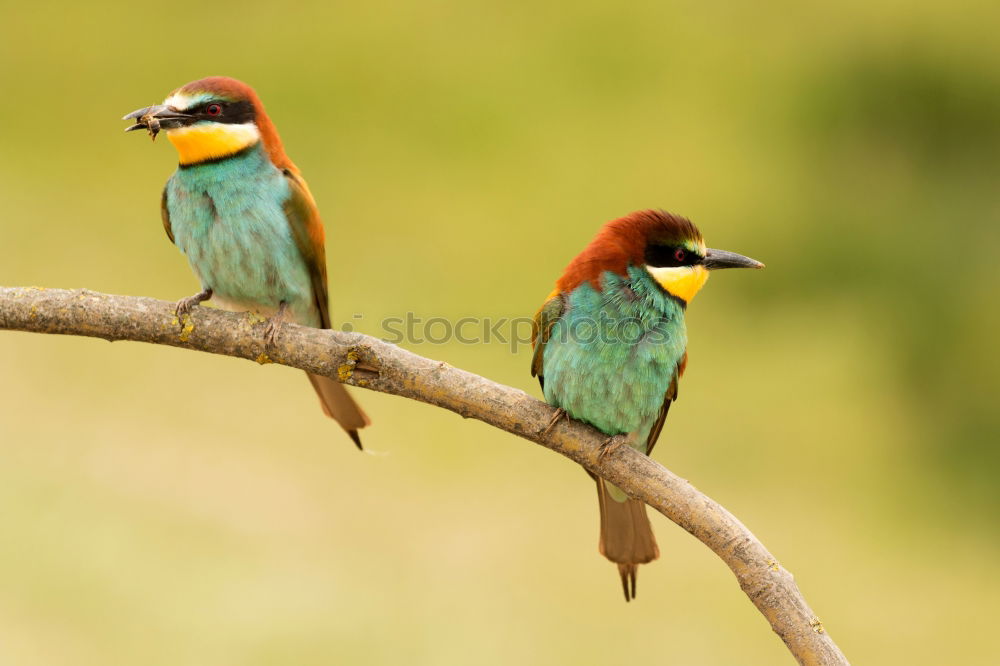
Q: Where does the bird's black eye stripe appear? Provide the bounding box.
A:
[644,244,704,268]
[192,100,256,124]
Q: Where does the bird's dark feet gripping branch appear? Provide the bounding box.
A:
[262,301,290,348]
[174,288,213,321]
[597,434,630,462]
[539,407,567,438]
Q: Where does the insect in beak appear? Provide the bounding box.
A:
[123,104,194,141]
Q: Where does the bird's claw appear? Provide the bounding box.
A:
[174,288,212,322]
[598,434,629,462]
[263,321,281,347]
[262,302,290,349]
[540,407,566,438]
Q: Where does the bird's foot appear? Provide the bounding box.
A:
[539,408,566,438]
[262,302,290,348]
[175,288,213,321]
[598,434,630,462]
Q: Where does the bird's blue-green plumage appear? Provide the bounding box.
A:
[541,266,686,455]
[163,143,319,326]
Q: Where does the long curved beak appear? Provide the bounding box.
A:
[703,248,765,270]
[122,104,194,133]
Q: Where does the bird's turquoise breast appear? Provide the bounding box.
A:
[164,144,316,324]
[542,266,687,451]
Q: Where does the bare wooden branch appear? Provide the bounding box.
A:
[0,286,848,665]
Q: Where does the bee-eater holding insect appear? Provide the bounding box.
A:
[531,210,763,600]
[124,76,370,447]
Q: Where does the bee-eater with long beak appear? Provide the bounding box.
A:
[531,209,763,600]
[124,76,370,447]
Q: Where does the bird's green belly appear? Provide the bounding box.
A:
[165,149,318,325]
[542,269,688,453]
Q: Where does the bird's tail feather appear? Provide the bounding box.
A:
[596,477,659,601]
[306,372,371,449]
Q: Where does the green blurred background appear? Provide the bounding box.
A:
[1,1,998,664]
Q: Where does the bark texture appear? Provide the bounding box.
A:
[0,286,848,665]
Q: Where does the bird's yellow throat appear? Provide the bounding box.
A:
[167,123,261,165]
[646,264,710,303]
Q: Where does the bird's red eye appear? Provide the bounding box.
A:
[674,248,686,262]
[206,104,222,116]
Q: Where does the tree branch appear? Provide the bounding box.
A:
[0,286,847,665]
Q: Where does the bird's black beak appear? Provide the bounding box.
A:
[122,104,194,138]
[703,248,765,270]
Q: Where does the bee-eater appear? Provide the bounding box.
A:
[531,209,763,600]
[123,76,370,447]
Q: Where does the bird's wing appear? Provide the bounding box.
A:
[281,169,370,444]
[645,352,686,456]
[531,290,565,390]
[281,169,331,328]
[160,185,174,244]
